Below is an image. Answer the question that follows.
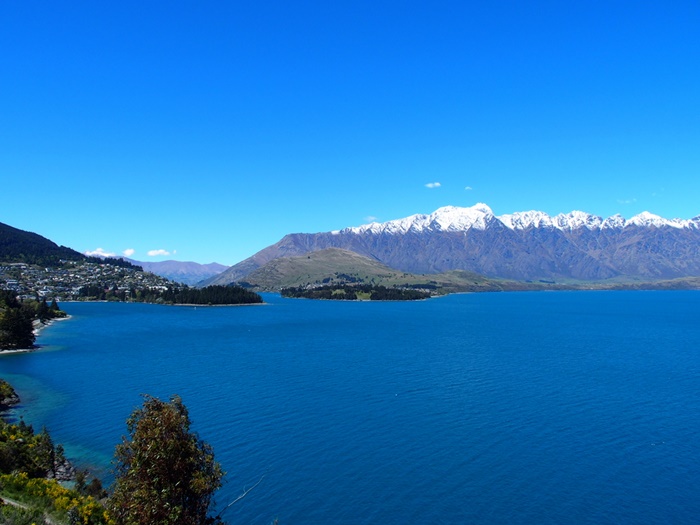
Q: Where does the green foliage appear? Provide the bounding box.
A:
[0,305,35,350]
[0,379,18,405]
[0,499,45,525]
[83,256,142,270]
[31,297,67,323]
[78,283,263,305]
[158,285,263,305]
[0,378,110,524]
[0,419,62,478]
[0,382,230,525]
[109,395,224,525]
[0,290,20,309]
[367,285,431,301]
[0,291,67,350]
[0,472,109,524]
[75,470,108,500]
[0,220,142,270]
[36,297,50,323]
[0,221,85,267]
[281,284,431,301]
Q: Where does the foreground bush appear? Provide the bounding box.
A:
[0,472,110,524]
[109,395,224,525]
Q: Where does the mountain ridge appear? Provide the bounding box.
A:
[206,203,700,285]
[124,259,228,285]
[334,203,700,235]
[82,255,229,285]
[237,248,539,293]
[1,221,87,265]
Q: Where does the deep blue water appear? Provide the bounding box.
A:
[1,291,700,524]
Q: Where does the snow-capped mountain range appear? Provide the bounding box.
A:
[335,203,700,235]
[206,203,700,285]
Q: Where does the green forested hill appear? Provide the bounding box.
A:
[0,221,140,269]
[0,221,85,266]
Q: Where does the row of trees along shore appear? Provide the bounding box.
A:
[77,284,262,305]
[0,290,66,350]
[281,283,431,301]
[1,386,232,525]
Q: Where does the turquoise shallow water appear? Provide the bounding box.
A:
[1,291,700,524]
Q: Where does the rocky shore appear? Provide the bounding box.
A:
[50,455,77,482]
[0,379,20,408]
[0,378,76,481]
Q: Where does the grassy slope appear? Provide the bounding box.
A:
[240,248,700,294]
[242,248,553,293]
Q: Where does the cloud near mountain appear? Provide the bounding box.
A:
[147,249,171,257]
[85,248,116,257]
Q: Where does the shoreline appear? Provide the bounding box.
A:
[0,320,79,482]
[0,316,72,356]
[168,301,267,307]
[0,347,36,355]
[62,299,266,307]
[34,314,71,335]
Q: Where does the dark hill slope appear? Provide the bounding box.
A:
[0,221,85,266]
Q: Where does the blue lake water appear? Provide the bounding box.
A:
[1,291,700,524]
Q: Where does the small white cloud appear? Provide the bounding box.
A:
[464,186,473,191]
[364,215,378,223]
[122,248,135,257]
[425,182,441,189]
[85,248,115,257]
[147,249,171,257]
[617,198,637,205]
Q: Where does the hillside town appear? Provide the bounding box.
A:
[0,260,176,301]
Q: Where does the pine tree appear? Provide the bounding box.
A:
[0,306,35,349]
[37,297,50,323]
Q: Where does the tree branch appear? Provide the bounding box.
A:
[219,473,266,517]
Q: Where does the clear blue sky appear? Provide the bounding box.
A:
[2,2,699,265]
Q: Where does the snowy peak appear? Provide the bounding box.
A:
[337,204,700,235]
[337,203,495,234]
[626,211,693,229]
[499,210,555,229]
[602,214,626,229]
[553,211,603,230]
[426,203,494,231]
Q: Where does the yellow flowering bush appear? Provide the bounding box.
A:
[0,473,112,524]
